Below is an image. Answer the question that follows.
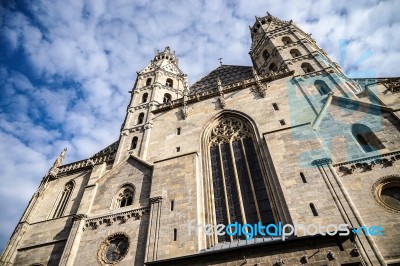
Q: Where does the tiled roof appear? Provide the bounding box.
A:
[92,141,119,158]
[190,65,254,94]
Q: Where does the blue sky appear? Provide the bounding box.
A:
[0,0,399,252]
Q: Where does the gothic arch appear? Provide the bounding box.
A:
[351,124,385,152]
[50,180,75,219]
[111,183,135,209]
[201,111,285,247]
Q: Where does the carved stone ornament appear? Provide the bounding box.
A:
[209,117,252,146]
[252,68,266,97]
[218,96,226,108]
[73,214,88,221]
[97,232,130,265]
[181,102,188,119]
[46,148,67,178]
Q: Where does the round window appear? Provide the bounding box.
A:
[372,175,400,213]
[98,233,129,265]
[381,185,400,210]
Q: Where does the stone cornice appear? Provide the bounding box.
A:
[334,150,400,175]
[84,206,150,231]
[57,153,116,175]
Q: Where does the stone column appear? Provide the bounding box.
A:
[58,214,87,266]
[313,158,386,266]
[145,196,163,262]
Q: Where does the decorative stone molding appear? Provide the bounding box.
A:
[218,96,226,108]
[335,150,400,175]
[58,153,116,175]
[84,206,150,231]
[149,196,163,204]
[311,158,333,166]
[252,68,267,97]
[73,214,88,221]
[371,175,400,213]
[181,102,188,119]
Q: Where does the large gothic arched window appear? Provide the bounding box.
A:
[206,116,275,243]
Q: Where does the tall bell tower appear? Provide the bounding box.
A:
[114,46,188,164]
[249,13,360,97]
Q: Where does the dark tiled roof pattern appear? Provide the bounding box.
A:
[190,65,254,94]
[92,141,119,158]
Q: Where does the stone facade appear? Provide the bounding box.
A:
[1,13,400,266]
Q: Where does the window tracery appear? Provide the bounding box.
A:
[113,185,135,209]
[207,117,274,243]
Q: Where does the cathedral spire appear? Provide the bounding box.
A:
[46,148,67,178]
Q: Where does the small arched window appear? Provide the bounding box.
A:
[166,78,173,87]
[137,113,145,124]
[142,93,148,103]
[352,124,385,152]
[282,36,293,45]
[262,50,270,61]
[114,185,135,209]
[314,80,331,95]
[301,63,315,73]
[290,49,301,58]
[52,181,74,218]
[131,136,138,150]
[146,78,152,86]
[269,63,277,71]
[163,93,172,103]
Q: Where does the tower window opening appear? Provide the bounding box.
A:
[163,93,172,103]
[279,119,286,126]
[269,63,277,72]
[290,49,301,58]
[282,36,293,45]
[171,200,174,211]
[173,228,177,241]
[176,146,180,152]
[310,203,318,216]
[166,78,173,87]
[352,124,385,153]
[262,50,270,61]
[142,93,148,103]
[177,127,181,135]
[137,112,145,124]
[272,103,279,111]
[301,63,315,73]
[131,136,138,150]
[146,78,152,86]
[314,80,331,95]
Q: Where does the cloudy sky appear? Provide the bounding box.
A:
[0,0,399,252]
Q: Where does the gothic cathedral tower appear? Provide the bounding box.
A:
[115,46,188,163]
